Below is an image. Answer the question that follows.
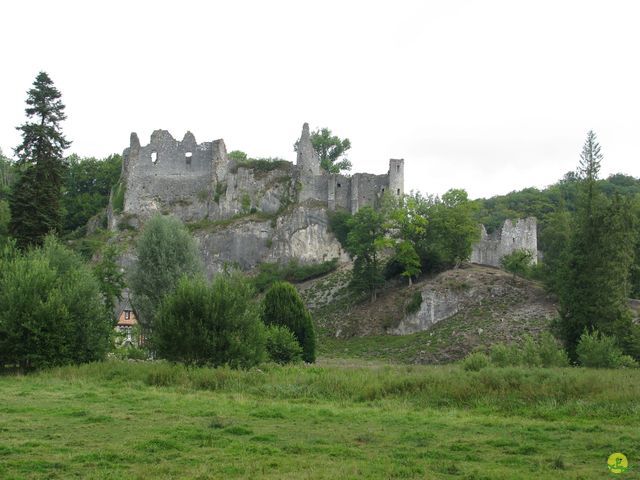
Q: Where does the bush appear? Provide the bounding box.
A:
[0,237,111,370]
[487,334,568,368]
[265,325,302,364]
[111,181,125,213]
[154,273,265,368]
[405,291,422,315]
[262,281,316,363]
[128,215,202,331]
[576,330,631,368]
[537,332,570,367]
[462,352,490,371]
[252,259,338,292]
[489,343,520,367]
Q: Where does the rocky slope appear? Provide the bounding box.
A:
[301,264,558,363]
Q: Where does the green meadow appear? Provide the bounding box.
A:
[0,360,638,479]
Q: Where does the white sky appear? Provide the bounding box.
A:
[1,0,639,199]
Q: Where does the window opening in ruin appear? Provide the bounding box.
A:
[396,164,400,173]
[185,152,192,165]
[382,188,385,193]
[337,182,341,188]
[512,237,516,243]
[151,151,158,164]
[397,188,400,195]
[125,310,130,320]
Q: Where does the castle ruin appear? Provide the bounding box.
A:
[470,217,538,267]
[109,123,404,273]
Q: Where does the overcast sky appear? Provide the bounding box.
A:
[1,0,638,199]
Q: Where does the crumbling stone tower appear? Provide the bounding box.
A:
[296,123,321,178]
[294,123,405,213]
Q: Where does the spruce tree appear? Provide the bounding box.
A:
[557,131,639,359]
[9,72,71,248]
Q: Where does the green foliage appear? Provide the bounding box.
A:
[422,189,480,269]
[0,199,10,245]
[154,274,266,368]
[487,334,569,368]
[240,193,251,213]
[10,72,71,249]
[576,330,637,368]
[252,258,339,292]
[327,209,351,247]
[394,240,421,284]
[265,325,303,364]
[128,215,203,332]
[294,127,352,173]
[345,206,388,301]
[500,248,534,281]
[62,153,122,233]
[231,154,290,174]
[0,237,111,370]
[556,133,638,360]
[0,148,15,202]
[405,291,422,315]
[227,150,248,162]
[111,180,126,213]
[93,244,126,311]
[213,181,227,204]
[461,351,490,371]
[262,281,316,363]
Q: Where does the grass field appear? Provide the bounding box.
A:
[1,360,639,479]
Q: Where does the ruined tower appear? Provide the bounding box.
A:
[296,123,321,177]
[388,158,405,197]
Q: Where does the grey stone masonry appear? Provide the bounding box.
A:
[471,217,538,267]
[109,123,405,272]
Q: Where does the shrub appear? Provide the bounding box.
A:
[0,237,111,370]
[488,334,568,368]
[154,273,265,368]
[576,330,629,368]
[262,281,316,363]
[111,181,125,213]
[489,343,520,367]
[405,291,422,315]
[500,249,534,281]
[537,332,570,367]
[128,215,202,331]
[462,352,490,371]
[265,325,302,364]
[252,259,338,292]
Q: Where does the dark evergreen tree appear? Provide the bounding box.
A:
[9,72,71,248]
[557,132,639,359]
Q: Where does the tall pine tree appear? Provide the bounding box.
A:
[557,131,639,359]
[10,72,71,248]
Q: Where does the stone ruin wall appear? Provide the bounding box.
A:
[109,123,405,273]
[470,217,538,267]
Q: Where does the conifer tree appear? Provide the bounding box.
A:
[557,131,639,359]
[9,71,70,248]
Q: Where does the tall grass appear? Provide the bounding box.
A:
[41,360,640,420]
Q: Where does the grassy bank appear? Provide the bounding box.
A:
[0,360,638,479]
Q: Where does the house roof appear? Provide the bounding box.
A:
[117,309,138,327]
